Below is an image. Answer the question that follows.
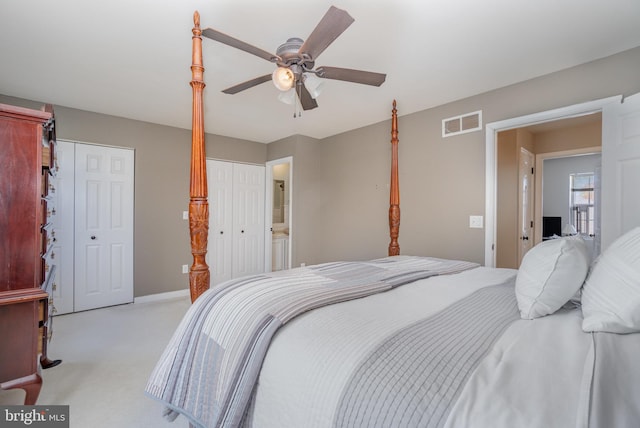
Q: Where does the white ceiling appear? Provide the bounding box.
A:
[1,0,639,143]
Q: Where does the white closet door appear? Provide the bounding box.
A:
[601,92,640,249]
[207,160,233,285]
[74,144,134,311]
[51,141,75,315]
[232,163,265,278]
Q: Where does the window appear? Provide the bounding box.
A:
[570,173,595,237]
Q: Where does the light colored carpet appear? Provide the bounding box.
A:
[1,296,192,428]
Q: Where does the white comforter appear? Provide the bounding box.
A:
[246,267,640,428]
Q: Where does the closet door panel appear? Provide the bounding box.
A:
[207,160,233,285]
[232,163,265,278]
[207,160,265,284]
[74,144,134,312]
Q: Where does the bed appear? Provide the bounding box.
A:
[145,12,640,428]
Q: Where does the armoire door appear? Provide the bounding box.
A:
[74,143,134,312]
[51,140,75,315]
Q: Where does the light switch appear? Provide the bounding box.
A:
[182,211,189,220]
[469,215,483,229]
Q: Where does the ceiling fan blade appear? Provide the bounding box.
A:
[316,66,386,86]
[203,28,278,63]
[222,74,272,94]
[299,6,354,60]
[297,83,318,110]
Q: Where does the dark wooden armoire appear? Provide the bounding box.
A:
[0,102,61,404]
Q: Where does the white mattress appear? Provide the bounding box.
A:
[246,266,640,428]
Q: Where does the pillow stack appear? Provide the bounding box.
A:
[582,227,640,333]
[515,235,590,320]
[514,227,640,334]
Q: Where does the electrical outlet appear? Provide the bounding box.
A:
[300,262,306,267]
[182,264,189,274]
[469,215,484,229]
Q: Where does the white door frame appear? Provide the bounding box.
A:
[265,156,293,272]
[484,95,622,267]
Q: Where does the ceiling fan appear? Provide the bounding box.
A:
[202,5,386,112]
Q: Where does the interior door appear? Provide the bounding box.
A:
[517,147,535,265]
[601,92,640,249]
[74,144,134,311]
[232,163,265,278]
[207,160,233,285]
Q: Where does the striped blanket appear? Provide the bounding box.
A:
[334,281,519,427]
[145,256,478,428]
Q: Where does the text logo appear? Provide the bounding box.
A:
[0,406,69,427]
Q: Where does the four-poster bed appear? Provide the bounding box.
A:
[145,12,640,428]
[186,12,402,302]
[187,11,210,302]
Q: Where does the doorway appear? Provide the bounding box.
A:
[485,96,621,267]
[265,157,293,272]
[494,114,602,268]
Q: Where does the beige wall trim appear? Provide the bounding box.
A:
[133,288,189,304]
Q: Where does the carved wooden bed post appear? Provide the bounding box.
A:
[388,100,400,256]
[188,11,210,302]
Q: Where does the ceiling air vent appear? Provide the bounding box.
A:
[442,110,482,138]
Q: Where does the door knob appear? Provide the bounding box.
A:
[220,231,224,235]
[91,236,96,240]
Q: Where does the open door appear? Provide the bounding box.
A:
[601,92,640,250]
[517,147,535,265]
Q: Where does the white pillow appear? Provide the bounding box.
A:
[515,236,590,319]
[582,227,640,333]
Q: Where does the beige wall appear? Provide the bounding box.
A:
[0,94,266,297]
[3,46,640,297]
[267,134,325,267]
[535,118,602,154]
[496,130,519,268]
[495,129,534,269]
[296,46,640,266]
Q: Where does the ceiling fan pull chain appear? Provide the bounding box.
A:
[295,82,301,118]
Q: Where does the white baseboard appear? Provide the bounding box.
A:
[134,288,190,304]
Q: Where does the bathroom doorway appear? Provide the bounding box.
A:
[265,157,293,272]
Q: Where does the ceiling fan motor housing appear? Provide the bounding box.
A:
[276,37,314,70]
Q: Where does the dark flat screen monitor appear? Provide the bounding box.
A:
[543,216,562,238]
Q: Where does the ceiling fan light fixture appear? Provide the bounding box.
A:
[304,73,324,99]
[272,67,295,91]
[277,88,296,105]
